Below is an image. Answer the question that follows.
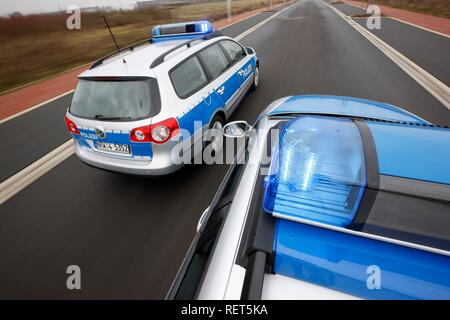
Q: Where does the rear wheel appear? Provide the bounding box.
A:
[250,64,260,91]
[206,115,224,154]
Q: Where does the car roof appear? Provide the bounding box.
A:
[79,36,224,78]
[367,121,450,184]
[267,95,430,124]
[235,113,450,299]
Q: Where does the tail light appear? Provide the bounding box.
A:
[130,118,179,144]
[65,115,80,135]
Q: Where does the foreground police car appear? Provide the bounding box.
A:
[167,95,450,300]
[65,21,259,175]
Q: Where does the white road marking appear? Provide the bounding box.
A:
[0,90,75,125]
[323,0,450,110]
[235,3,295,41]
[0,140,74,205]
[389,17,450,39]
[0,1,298,205]
[342,2,450,39]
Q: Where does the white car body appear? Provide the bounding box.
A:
[65,22,259,175]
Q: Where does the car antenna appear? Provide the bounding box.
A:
[102,15,126,64]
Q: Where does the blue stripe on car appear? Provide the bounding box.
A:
[367,122,450,185]
[273,219,450,299]
[177,57,255,135]
[177,90,224,135]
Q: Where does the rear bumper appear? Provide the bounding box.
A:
[74,141,182,176]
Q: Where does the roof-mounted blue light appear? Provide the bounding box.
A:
[152,21,214,42]
[264,116,367,227]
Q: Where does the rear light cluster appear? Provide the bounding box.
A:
[65,115,80,135]
[130,118,179,144]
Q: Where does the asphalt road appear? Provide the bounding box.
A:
[0,95,71,182]
[0,0,449,299]
[354,17,450,85]
[332,2,366,16]
[0,11,276,183]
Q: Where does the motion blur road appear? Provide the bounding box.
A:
[0,0,449,299]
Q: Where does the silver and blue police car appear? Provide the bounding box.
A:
[65,21,259,175]
[168,95,450,300]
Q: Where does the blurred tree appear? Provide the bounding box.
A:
[9,11,23,17]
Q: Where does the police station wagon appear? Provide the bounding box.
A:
[167,95,450,300]
[65,21,259,175]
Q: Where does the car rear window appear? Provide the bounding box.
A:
[170,55,208,98]
[198,44,229,79]
[69,78,160,120]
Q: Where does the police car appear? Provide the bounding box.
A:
[167,95,450,300]
[65,21,259,175]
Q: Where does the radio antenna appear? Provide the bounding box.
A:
[102,15,126,64]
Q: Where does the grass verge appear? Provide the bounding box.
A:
[0,0,287,93]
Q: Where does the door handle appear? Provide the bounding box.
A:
[217,86,225,95]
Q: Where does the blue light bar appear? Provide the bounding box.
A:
[152,21,214,42]
[264,116,367,227]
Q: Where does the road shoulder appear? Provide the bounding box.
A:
[342,0,450,37]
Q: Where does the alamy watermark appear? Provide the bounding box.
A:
[366,5,381,30]
[66,265,81,290]
[66,5,81,30]
[366,265,381,290]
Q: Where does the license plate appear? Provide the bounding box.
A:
[95,141,130,154]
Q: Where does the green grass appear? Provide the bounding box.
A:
[0,0,287,93]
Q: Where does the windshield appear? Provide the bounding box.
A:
[69,78,160,120]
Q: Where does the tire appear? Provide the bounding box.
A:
[205,114,224,154]
[250,64,260,91]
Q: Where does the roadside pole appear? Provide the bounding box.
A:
[227,0,232,21]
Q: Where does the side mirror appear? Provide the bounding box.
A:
[246,47,255,55]
[197,206,210,233]
[223,121,252,138]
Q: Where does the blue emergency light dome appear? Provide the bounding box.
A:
[264,116,367,227]
[152,21,214,42]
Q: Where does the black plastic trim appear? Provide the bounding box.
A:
[349,119,380,230]
[380,175,450,202]
[150,30,223,69]
[240,251,267,300]
[235,121,282,270]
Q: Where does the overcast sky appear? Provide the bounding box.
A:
[0,0,141,16]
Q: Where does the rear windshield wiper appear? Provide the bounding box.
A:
[94,115,132,120]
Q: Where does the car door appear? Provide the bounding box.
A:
[197,43,231,118]
[201,40,239,112]
[170,54,218,147]
[219,40,253,112]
